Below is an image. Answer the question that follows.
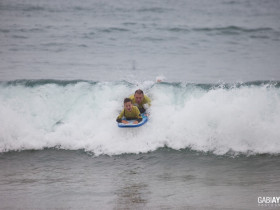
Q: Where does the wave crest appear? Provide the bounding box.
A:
[0,80,280,156]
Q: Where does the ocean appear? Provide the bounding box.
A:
[0,0,280,209]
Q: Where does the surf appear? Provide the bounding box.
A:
[0,79,280,156]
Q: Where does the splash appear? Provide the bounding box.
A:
[0,80,280,155]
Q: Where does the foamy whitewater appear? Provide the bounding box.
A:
[1,80,279,155]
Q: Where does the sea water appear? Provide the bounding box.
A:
[0,0,280,209]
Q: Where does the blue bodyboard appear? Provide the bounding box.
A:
[118,114,148,128]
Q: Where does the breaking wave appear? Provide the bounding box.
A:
[1,80,280,156]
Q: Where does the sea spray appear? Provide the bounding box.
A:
[0,80,280,155]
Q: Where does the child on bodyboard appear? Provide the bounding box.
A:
[116,98,142,125]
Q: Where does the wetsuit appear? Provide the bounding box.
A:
[129,94,151,113]
[116,106,142,123]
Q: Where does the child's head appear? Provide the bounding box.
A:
[123,98,133,112]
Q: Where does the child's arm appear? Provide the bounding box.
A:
[116,110,125,123]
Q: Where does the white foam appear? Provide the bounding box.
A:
[0,81,280,155]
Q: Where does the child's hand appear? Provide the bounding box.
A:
[122,120,129,124]
[133,121,139,124]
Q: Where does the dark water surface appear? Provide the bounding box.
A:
[1,0,280,82]
[1,149,279,209]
